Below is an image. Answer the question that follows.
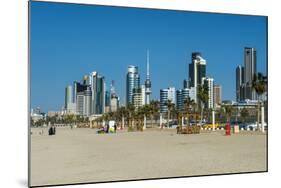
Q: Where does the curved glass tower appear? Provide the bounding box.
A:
[126,65,140,106]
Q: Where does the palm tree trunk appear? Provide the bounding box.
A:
[143,115,146,130]
[200,102,204,124]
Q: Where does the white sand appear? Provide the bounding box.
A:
[30,127,267,186]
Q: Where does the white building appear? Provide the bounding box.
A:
[202,77,214,109]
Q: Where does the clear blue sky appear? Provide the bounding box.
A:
[30,1,267,112]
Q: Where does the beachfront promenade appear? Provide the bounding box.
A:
[30,127,267,186]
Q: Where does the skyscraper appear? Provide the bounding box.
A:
[145,50,152,105]
[202,77,214,109]
[160,87,176,113]
[176,88,190,111]
[65,85,73,110]
[76,92,85,115]
[244,47,257,100]
[126,65,140,106]
[90,71,105,114]
[188,52,207,103]
[83,86,92,116]
[214,85,222,108]
[236,65,245,101]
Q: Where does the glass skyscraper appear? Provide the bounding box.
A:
[126,65,140,106]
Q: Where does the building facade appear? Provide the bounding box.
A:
[126,65,140,106]
[202,77,214,109]
[90,71,105,115]
[214,85,222,108]
[244,47,257,100]
[188,52,207,103]
[160,87,176,113]
[145,50,152,105]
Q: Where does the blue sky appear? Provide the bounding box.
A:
[30,1,267,112]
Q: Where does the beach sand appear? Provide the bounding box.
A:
[30,127,267,186]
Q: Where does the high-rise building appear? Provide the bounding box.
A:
[105,90,111,113]
[145,50,152,105]
[160,89,168,113]
[188,52,207,103]
[214,85,222,108]
[76,92,85,115]
[176,88,194,111]
[160,87,176,113]
[65,85,73,110]
[244,47,257,100]
[236,65,245,101]
[183,79,188,89]
[202,77,214,109]
[90,71,105,114]
[176,90,183,111]
[132,88,143,109]
[73,81,87,104]
[83,86,92,116]
[126,65,140,106]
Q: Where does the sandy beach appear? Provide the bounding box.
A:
[30,127,267,187]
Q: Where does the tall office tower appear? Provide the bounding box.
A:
[76,92,85,115]
[214,85,222,108]
[202,77,214,109]
[244,47,257,100]
[132,88,143,109]
[160,89,168,113]
[236,65,245,101]
[83,86,92,116]
[188,52,207,103]
[73,81,87,104]
[167,87,176,104]
[176,88,192,111]
[189,87,196,101]
[176,90,183,111]
[160,87,176,113]
[65,85,73,110]
[90,71,105,114]
[183,79,188,89]
[105,90,111,113]
[145,50,152,105]
[126,65,140,105]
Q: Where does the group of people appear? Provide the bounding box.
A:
[96,123,117,134]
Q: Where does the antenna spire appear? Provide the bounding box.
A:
[147,49,150,79]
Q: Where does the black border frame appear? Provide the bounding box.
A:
[28,1,268,187]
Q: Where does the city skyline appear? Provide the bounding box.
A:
[30,2,267,112]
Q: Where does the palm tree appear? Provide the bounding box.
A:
[183,97,195,127]
[198,84,209,125]
[150,100,160,127]
[223,105,233,123]
[142,104,151,129]
[127,104,135,130]
[117,106,127,129]
[252,72,267,131]
[164,99,174,128]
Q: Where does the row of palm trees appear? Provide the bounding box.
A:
[31,114,89,127]
[87,72,267,131]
